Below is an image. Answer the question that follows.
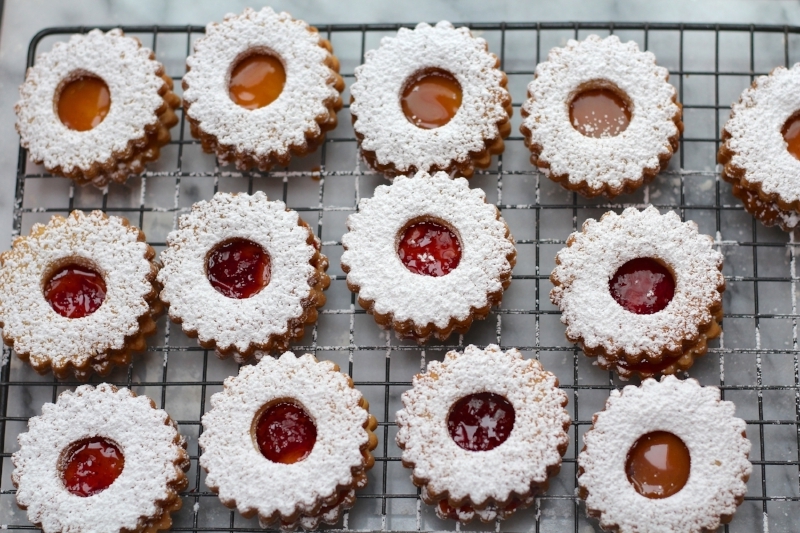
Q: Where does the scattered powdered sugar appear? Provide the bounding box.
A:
[158,192,317,355]
[350,21,509,175]
[0,211,155,372]
[550,207,724,359]
[396,345,570,510]
[578,376,751,533]
[723,64,800,204]
[521,35,680,195]
[183,7,339,161]
[12,384,187,533]
[341,171,515,330]
[16,29,166,175]
[200,352,370,525]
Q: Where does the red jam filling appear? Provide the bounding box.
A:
[625,431,691,499]
[44,263,107,318]
[206,239,271,299]
[569,87,631,138]
[401,69,463,129]
[398,221,462,277]
[256,402,317,464]
[62,437,124,497]
[229,53,286,110]
[447,392,515,452]
[616,353,682,376]
[610,258,675,315]
[782,113,800,161]
[57,76,111,131]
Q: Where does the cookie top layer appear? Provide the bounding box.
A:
[396,345,570,508]
[550,206,724,360]
[579,376,751,533]
[351,21,510,176]
[521,35,680,196]
[16,29,166,175]
[12,384,187,533]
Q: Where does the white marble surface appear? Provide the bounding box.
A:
[2,2,800,532]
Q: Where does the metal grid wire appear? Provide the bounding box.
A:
[2,21,800,533]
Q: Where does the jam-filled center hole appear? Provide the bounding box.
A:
[447,392,515,452]
[569,86,631,138]
[401,69,463,129]
[44,263,107,318]
[610,257,675,315]
[782,113,800,161]
[229,53,286,110]
[255,401,317,464]
[206,238,271,299]
[57,76,111,132]
[626,431,691,499]
[398,220,462,277]
[61,436,124,497]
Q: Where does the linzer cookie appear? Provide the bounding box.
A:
[550,207,724,380]
[12,384,189,533]
[158,192,329,361]
[199,352,378,530]
[0,211,160,380]
[182,7,343,171]
[521,35,682,197]
[16,29,179,187]
[719,64,800,230]
[350,21,512,178]
[396,345,570,523]
[579,376,751,532]
[341,171,516,342]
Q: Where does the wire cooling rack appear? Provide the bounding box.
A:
[2,21,800,533]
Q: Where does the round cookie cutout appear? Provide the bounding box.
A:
[719,63,800,230]
[158,192,329,360]
[12,384,189,533]
[341,171,516,342]
[396,345,570,523]
[183,7,344,171]
[578,376,751,532]
[199,352,378,530]
[15,29,180,187]
[350,21,512,178]
[550,206,724,379]
[520,35,682,197]
[0,211,161,380]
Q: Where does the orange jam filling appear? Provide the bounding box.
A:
[398,221,462,277]
[401,69,462,129]
[256,402,317,464]
[625,431,691,499]
[782,113,800,161]
[570,87,631,138]
[447,392,515,451]
[44,263,107,318]
[57,76,111,131]
[62,437,124,497]
[206,239,271,299]
[610,258,675,315]
[616,353,682,376]
[229,53,286,110]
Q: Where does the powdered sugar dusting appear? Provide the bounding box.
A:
[396,345,570,512]
[350,21,509,175]
[521,35,680,195]
[12,384,188,533]
[341,171,515,331]
[183,7,339,161]
[578,376,751,532]
[16,29,166,175]
[200,352,370,527]
[158,192,321,355]
[723,64,800,204]
[0,211,155,373]
[550,207,724,359]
